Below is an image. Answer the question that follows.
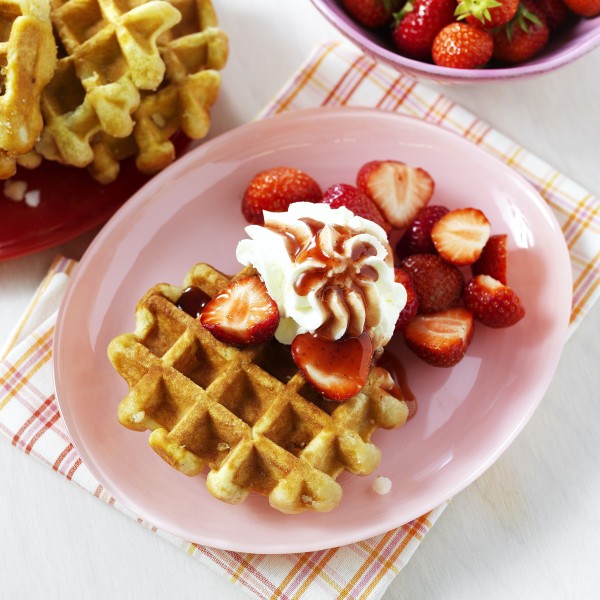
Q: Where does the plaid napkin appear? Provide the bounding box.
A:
[1,41,599,600]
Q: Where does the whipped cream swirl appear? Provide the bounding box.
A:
[236,202,406,349]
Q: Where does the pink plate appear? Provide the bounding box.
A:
[0,137,190,262]
[53,107,571,554]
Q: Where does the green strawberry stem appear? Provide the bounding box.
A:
[394,0,414,23]
[503,3,542,43]
[455,0,503,24]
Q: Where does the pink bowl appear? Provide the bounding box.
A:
[311,0,600,83]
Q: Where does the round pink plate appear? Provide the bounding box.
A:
[53,107,571,554]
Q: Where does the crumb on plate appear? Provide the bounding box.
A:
[4,179,27,202]
[372,476,392,495]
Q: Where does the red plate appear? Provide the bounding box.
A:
[0,138,190,261]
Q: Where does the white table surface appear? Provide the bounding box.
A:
[1,2,599,599]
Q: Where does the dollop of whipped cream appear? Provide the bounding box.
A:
[236,202,406,349]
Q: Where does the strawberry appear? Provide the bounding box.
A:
[432,22,494,69]
[562,0,600,17]
[342,0,399,27]
[356,160,434,229]
[241,167,322,225]
[321,183,390,231]
[430,207,491,266]
[394,267,419,329]
[391,0,456,61]
[471,233,508,284]
[396,204,449,258]
[400,254,464,313]
[291,332,374,401]
[403,307,474,367]
[455,0,519,28]
[200,276,279,345]
[463,274,525,328]
[492,2,550,64]
[531,0,571,31]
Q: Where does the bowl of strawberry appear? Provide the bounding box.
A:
[311,0,600,82]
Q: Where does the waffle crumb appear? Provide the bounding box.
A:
[131,411,145,424]
[24,190,40,208]
[4,179,27,201]
[217,442,230,451]
[372,476,392,495]
[301,495,314,505]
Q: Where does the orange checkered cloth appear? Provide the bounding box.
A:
[1,42,599,600]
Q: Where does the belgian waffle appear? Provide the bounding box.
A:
[0,0,57,178]
[108,263,409,514]
[37,0,228,183]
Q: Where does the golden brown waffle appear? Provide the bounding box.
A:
[37,0,228,183]
[108,263,409,514]
[0,0,57,178]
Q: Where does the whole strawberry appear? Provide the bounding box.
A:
[432,22,494,69]
[321,183,390,231]
[562,0,600,17]
[400,254,465,314]
[392,0,456,61]
[492,2,550,64]
[396,204,449,258]
[531,0,571,31]
[394,267,419,329]
[455,0,519,28]
[242,167,322,225]
[471,233,508,284]
[343,0,399,28]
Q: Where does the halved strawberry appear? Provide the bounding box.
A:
[200,276,279,345]
[396,204,450,258]
[400,253,464,314]
[431,207,491,266]
[321,183,390,231]
[403,307,474,367]
[241,167,322,225]
[356,160,434,229]
[394,267,419,330]
[471,233,508,284]
[291,332,374,401]
[463,275,525,328]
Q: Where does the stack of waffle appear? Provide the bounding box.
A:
[1,0,228,183]
[0,0,57,178]
[108,263,410,514]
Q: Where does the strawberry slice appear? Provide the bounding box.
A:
[431,207,491,266]
[464,275,525,328]
[396,204,449,258]
[321,183,390,231]
[241,167,322,225]
[356,160,434,229]
[200,276,279,345]
[291,332,374,401]
[471,233,508,284]
[394,267,419,330]
[403,307,474,368]
[400,254,464,314]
